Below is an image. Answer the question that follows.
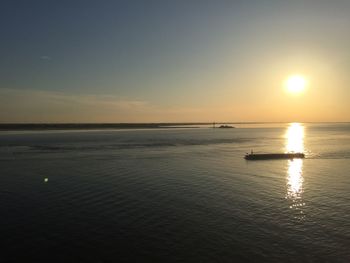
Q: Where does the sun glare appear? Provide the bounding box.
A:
[285,75,307,94]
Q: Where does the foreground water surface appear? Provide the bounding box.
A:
[1,123,349,262]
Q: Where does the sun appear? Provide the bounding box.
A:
[285,75,307,94]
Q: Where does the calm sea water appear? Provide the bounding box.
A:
[1,123,349,262]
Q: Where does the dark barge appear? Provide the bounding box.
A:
[244,152,305,160]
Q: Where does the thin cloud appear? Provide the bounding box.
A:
[0,88,219,123]
[0,89,150,123]
[40,56,52,60]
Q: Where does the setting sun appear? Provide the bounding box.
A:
[285,75,307,94]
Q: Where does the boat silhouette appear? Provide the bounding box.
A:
[244,152,305,160]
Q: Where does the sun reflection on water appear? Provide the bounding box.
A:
[285,123,305,218]
[287,159,303,198]
[285,123,304,153]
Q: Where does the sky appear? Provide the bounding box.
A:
[1,0,349,123]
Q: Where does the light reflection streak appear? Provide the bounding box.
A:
[287,159,303,198]
[285,123,304,153]
[285,123,305,218]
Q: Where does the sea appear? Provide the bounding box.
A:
[1,123,349,262]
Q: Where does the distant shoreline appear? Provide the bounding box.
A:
[0,123,203,131]
[0,123,217,131]
[0,122,348,131]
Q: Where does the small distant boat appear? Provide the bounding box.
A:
[244,152,305,160]
[218,125,234,128]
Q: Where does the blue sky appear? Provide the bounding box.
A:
[1,0,350,122]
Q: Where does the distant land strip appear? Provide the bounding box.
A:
[0,123,217,131]
[2,122,344,131]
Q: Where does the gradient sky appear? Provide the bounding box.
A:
[1,0,349,123]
